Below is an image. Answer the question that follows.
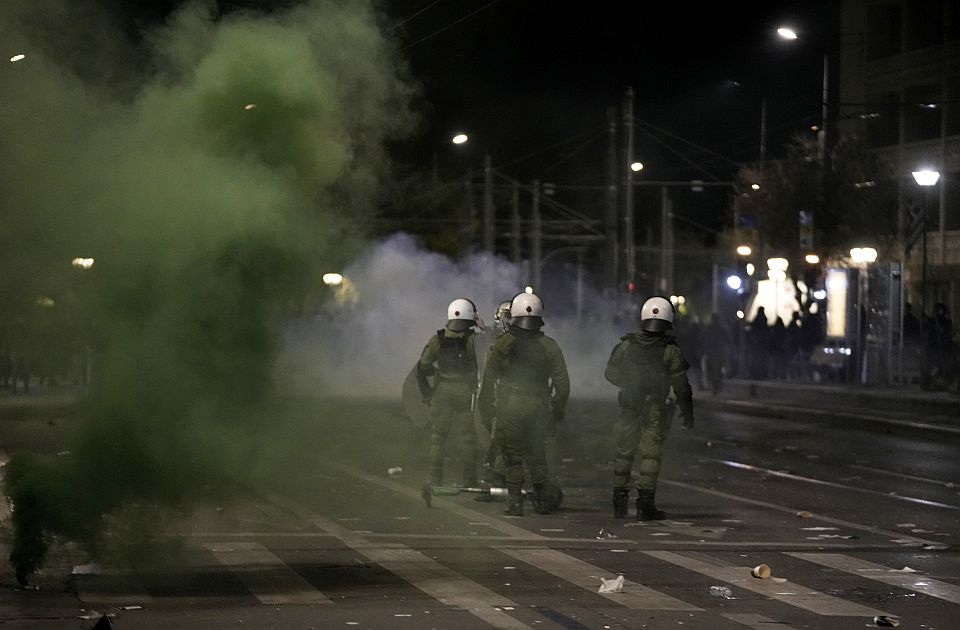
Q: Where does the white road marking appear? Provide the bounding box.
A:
[849,464,957,488]
[723,613,798,629]
[499,546,700,611]
[710,458,960,511]
[313,515,532,630]
[327,461,544,540]
[643,550,888,617]
[202,541,331,605]
[789,553,960,605]
[662,479,941,546]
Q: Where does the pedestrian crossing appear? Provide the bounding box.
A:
[73,534,957,629]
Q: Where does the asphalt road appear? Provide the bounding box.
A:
[0,393,958,629]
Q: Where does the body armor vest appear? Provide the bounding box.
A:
[503,334,551,392]
[436,330,474,378]
[621,335,669,395]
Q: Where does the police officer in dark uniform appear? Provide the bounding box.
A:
[417,298,480,487]
[605,296,694,520]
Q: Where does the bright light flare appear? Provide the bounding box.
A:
[736,310,745,319]
[452,133,469,145]
[10,54,25,63]
[767,269,787,282]
[767,257,789,272]
[746,263,756,276]
[726,275,743,290]
[750,183,760,190]
[849,247,877,264]
[322,273,343,286]
[244,103,257,111]
[524,286,534,294]
[912,169,940,186]
[777,27,798,40]
[736,245,752,256]
[805,254,820,264]
[813,289,827,300]
[71,257,95,269]
[630,161,644,172]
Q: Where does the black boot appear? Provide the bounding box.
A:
[637,490,666,521]
[612,489,629,518]
[503,486,523,516]
[532,485,552,514]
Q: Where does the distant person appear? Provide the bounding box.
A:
[417,298,481,487]
[477,292,569,516]
[605,296,694,521]
[701,313,729,394]
[927,302,957,391]
[748,307,770,379]
[768,316,786,379]
[784,311,803,378]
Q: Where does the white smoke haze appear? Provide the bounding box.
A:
[278,233,624,400]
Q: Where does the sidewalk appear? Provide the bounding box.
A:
[696,378,959,428]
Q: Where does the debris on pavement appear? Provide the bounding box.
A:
[796,510,813,518]
[888,567,917,573]
[121,605,143,611]
[387,467,402,476]
[801,526,839,531]
[596,528,617,540]
[598,574,624,593]
[873,615,900,627]
[772,577,787,583]
[72,563,101,576]
[709,585,733,599]
[922,544,949,550]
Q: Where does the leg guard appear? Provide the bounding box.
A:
[613,489,629,518]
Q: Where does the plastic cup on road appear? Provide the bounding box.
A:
[751,563,771,579]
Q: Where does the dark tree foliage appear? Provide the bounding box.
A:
[733,134,897,260]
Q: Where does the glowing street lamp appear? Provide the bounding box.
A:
[849,247,877,264]
[322,272,344,286]
[10,53,25,63]
[736,245,752,256]
[805,253,820,264]
[630,161,644,172]
[766,257,789,272]
[912,169,940,187]
[750,183,760,190]
[777,26,798,40]
[71,257,95,269]
[726,275,743,290]
[451,133,469,145]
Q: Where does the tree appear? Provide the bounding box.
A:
[732,134,897,262]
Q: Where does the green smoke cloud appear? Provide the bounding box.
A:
[0,0,414,582]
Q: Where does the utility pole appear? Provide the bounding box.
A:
[531,180,542,291]
[510,181,521,264]
[483,154,494,253]
[622,87,636,288]
[760,98,768,162]
[660,186,673,294]
[605,105,619,293]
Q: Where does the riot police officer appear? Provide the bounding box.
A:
[417,298,481,487]
[478,292,569,516]
[605,296,694,520]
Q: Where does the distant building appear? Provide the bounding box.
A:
[839,0,960,317]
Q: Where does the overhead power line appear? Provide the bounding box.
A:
[400,0,502,51]
[392,0,444,30]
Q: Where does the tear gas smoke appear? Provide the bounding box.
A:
[278,233,625,399]
[0,0,413,582]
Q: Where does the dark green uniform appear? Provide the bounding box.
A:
[418,329,479,486]
[605,330,693,504]
[478,327,569,514]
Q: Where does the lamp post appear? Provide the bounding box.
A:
[778,26,830,159]
[850,247,877,384]
[912,169,940,389]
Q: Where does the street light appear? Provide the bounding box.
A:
[778,25,829,157]
[736,245,752,256]
[630,161,644,172]
[322,272,343,286]
[451,133,469,145]
[912,168,940,389]
[805,254,820,264]
[726,275,743,290]
[9,54,25,63]
[849,247,877,264]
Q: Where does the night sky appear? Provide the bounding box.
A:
[118,0,838,233]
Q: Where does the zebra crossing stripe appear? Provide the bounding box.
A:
[788,553,960,605]
[499,547,700,611]
[723,613,798,629]
[313,515,533,630]
[202,542,332,605]
[642,550,889,617]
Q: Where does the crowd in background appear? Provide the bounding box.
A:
[674,302,958,394]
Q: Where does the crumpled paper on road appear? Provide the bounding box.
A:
[598,574,624,593]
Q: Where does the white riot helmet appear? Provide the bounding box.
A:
[446,298,478,332]
[494,301,512,335]
[510,292,544,331]
[639,296,674,333]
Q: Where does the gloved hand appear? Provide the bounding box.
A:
[681,413,695,430]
